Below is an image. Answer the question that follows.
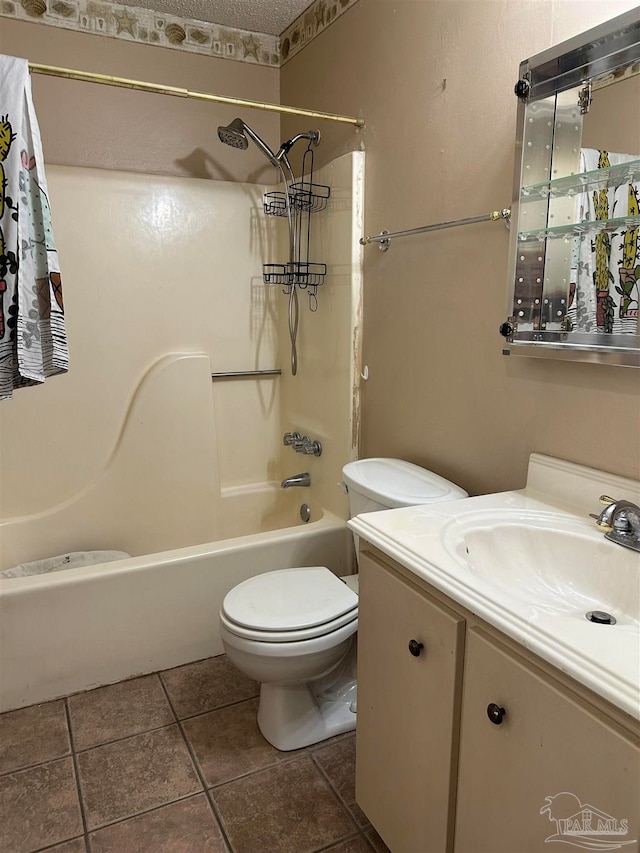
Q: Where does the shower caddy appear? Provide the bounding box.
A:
[262,142,330,312]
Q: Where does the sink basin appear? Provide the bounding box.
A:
[443,511,640,623]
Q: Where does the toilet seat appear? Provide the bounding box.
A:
[221,566,358,643]
[220,608,358,643]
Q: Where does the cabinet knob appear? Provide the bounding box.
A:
[487,703,506,725]
[408,639,424,657]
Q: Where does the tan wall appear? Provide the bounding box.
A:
[581,75,640,155]
[281,0,640,496]
[0,18,280,181]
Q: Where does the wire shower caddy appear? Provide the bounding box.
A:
[262,143,330,311]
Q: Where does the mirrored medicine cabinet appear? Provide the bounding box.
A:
[501,7,640,367]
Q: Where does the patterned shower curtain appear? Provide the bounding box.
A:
[571,147,640,335]
[0,54,69,401]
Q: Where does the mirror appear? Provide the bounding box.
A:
[502,8,640,367]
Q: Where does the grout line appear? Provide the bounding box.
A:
[196,729,358,793]
[203,743,326,793]
[0,708,353,788]
[166,692,261,725]
[62,670,166,703]
[2,657,359,853]
[69,721,180,757]
[83,791,208,837]
[203,788,234,853]
[64,698,91,852]
[0,699,74,780]
[157,674,235,853]
[311,750,363,834]
[33,836,86,853]
[310,831,364,853]
[0,752,72,780]
[66,680,210,842]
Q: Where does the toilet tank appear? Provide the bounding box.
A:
[341,458,468,518]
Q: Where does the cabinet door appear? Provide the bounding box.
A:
[455,628,640,853]
[356,551,465,853]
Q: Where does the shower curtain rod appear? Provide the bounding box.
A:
[360,208,511,251]
[28,62,365,128]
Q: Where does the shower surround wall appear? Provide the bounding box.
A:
[276,152,365,518]
[0,154,363,709]
[0,166,283,562]
[0,155,363,562]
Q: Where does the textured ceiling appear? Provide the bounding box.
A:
[119,0,314,35]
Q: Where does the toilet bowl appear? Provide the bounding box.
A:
[220,458,468,751]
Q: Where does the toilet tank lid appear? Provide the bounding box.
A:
[341,458,468,508]
[222,567,358,632]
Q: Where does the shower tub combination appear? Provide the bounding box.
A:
[0,353,353,713]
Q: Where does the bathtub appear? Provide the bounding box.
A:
[0,353,354,711]
[0,507,353,712]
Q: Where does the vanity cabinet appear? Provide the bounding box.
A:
[355,551,465,853]
[455,628,639,853]
[356,548,640,853]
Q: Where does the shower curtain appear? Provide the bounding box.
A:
[0,54,69,401]
[570,147,640,335]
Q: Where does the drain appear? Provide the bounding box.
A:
[300,504,311,523]
[585,610,617,625]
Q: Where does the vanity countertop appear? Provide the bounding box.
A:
[349,455,640,720]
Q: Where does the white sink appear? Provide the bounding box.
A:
[443,510,640,624]
[348,453,640,718]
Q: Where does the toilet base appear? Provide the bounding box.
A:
[257,640,357,751]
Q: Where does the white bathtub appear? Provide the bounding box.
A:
[0,352,354,711]
[0,508,353,712]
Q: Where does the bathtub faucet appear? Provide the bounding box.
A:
[281,472,311,488]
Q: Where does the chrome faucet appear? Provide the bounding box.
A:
[281,472,311,488]
[593,495,640,553]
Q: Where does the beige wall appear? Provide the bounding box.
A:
[0,18,280,181]
[2,2,638,503]
[281,0,640,496]
[581,75,640,155]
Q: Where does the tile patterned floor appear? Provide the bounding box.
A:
[0,655,391,853]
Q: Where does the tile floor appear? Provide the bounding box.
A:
[0,655,390,853]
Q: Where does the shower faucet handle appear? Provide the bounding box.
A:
[284,432,322,456]
[302,439,322,457]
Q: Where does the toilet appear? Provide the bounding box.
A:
[219,458,468,751]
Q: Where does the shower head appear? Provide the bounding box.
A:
[276,130,321,160]
[217,117,280,169]
[217,118,248,150]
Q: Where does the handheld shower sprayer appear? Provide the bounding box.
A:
[217,118,282,168]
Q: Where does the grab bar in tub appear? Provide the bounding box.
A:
[211,369,282,380]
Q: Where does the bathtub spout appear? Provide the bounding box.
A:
[281,473,311,488]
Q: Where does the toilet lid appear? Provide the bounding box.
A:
[222,567,358,632]
[342,458,468,508]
